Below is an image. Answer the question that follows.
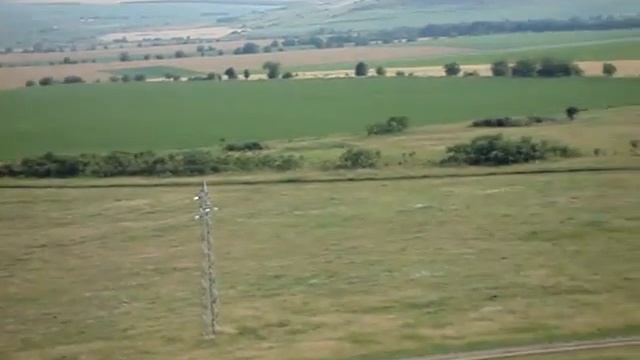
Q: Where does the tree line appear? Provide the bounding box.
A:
[0,151,303,178]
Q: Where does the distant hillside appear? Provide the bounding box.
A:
[245,0,640,35]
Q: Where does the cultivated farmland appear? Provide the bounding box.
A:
[2,77,640,159]
[0,45,467,90]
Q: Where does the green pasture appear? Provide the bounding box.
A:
[1,77,640,159]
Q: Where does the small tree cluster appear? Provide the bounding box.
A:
[492,58,583,77]
[337,148,381,169]
[367,116,410,135]
[440,134,579,166]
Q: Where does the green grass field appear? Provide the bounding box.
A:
[2,77,640,159]
[1,170,638,360]
[110,66,203,79]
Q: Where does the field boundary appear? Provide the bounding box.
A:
[401,337,640,360]
[1,165,639,189]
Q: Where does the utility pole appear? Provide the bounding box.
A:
[195,181,218,339]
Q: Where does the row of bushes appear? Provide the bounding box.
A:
[440,134,579,166]
[0,151,303,178]
[26,75,87,87]
[471,116,558,128]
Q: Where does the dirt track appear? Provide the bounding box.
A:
[404,337,640,360]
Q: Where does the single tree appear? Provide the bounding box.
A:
[566,106,581,120]
[602,62,617,77]
[443,62,461,76]
[25,80,36,87]
[143,54,151,60]
[174,50,187,58]
[270,40,280,48]
[243,69,251,80]
[242,42,260,54]
[512,59,537,77]
[262,61,281,79]
[109,75,120,82]
[355,61,369,77]
[119,52,131,62]
[224,67,238,80]
[134,74,146,82]
[196,45,206,53]
[491,60,510,76]
[263,45,272,53]
[375,66,386,76]
[121,74,131,82]
[282,72,295,79]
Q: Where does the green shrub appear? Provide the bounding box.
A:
[224,141,266,152]
[282,72,295,79]
[603,63,617,77]
[134,74,146,82]
[440,134,579,166]
[337,148,381,169]
[39,77,54,86]
[367,116,410,135]
[25,80,36,87]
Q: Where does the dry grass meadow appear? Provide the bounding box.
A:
[1,171,639,360]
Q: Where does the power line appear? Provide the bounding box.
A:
[195,181,218,339]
